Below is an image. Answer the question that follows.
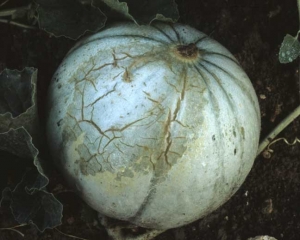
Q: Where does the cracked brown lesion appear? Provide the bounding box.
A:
[86,83,117,107]
[162,109,172,166]
[63,45,194,177]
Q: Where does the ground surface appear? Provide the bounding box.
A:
[1,0,300,239]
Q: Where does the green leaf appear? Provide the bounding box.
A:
[94,0,135,22]
[36,0,107,39]
[0,68,63,231]
[0,68,40,143]
[279,33,300,63]
[0,127,63,232]
[0,68,35,118]
[2,169,63,232]
[94,0,179,24]
[0,127,38,160]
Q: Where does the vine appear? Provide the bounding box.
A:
[258,0,300,156]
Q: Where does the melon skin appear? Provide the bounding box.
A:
[46,22,260,229]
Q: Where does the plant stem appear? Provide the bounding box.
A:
[298,0,300,26]
[257,105,300,156]
[0,6,29,17]
[0,0,9,8]
[0,18,36,29]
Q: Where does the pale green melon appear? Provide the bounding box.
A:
[46,22,260,230]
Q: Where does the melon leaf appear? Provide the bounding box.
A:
[1,168,63,232]
[279,32,300,63]
[0,68,63,232]
[94,0,179,24]
[0,68,39,141]
[35,0,107,40]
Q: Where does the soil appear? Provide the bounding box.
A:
[1,0,300,239]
